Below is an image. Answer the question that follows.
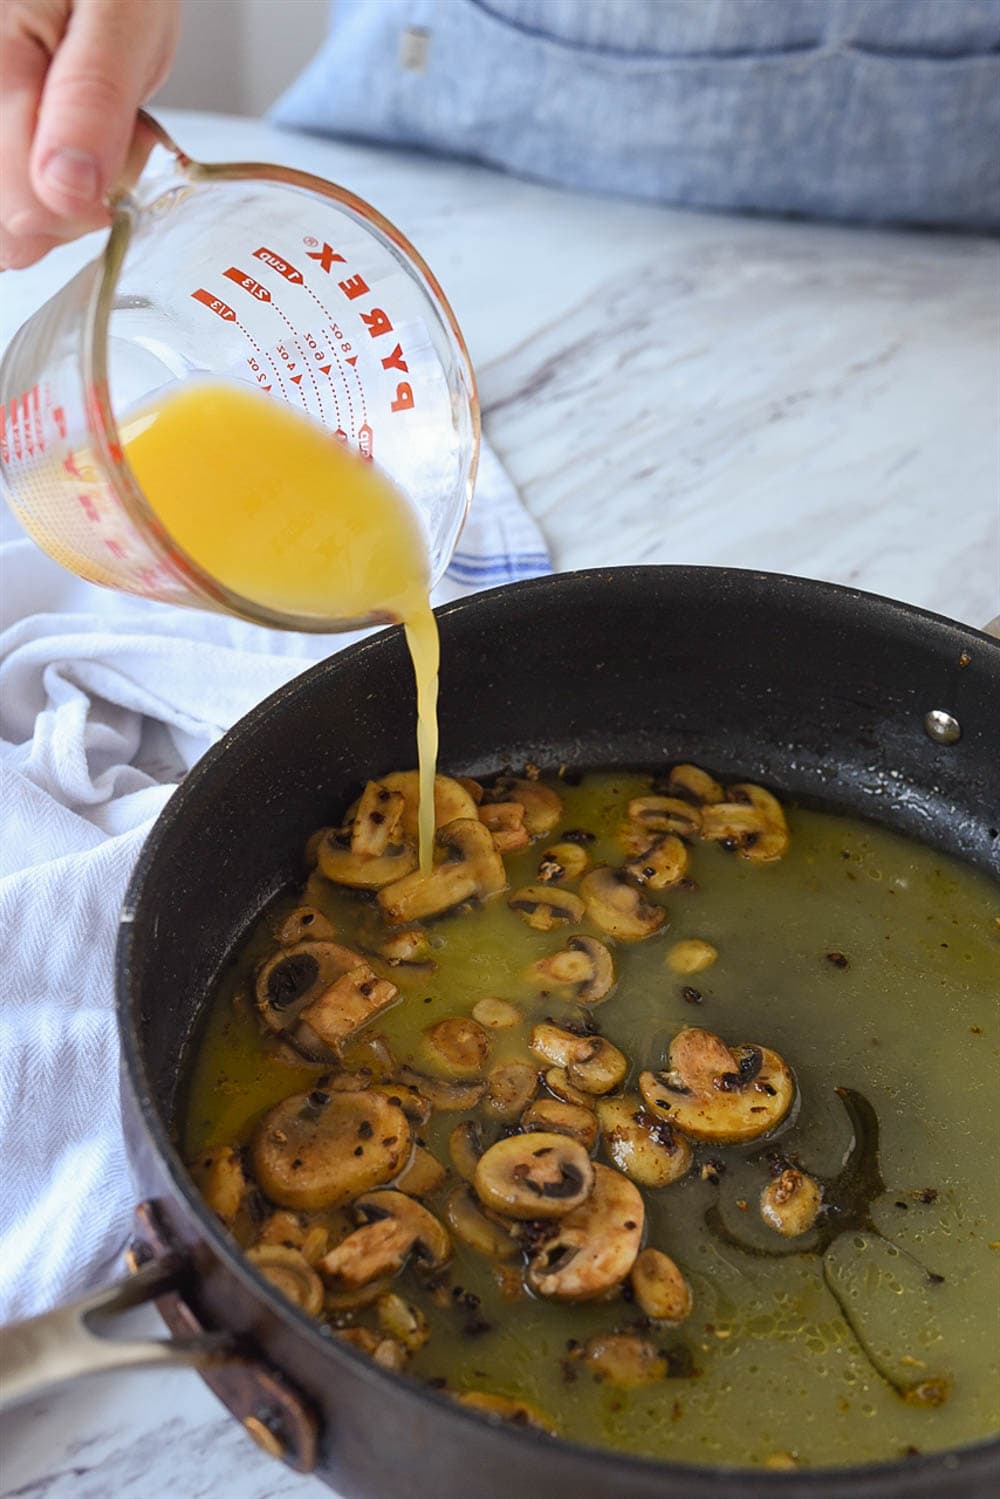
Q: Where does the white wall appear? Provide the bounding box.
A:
[153,0,330,117]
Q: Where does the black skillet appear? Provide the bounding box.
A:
[16,567,1000,1498]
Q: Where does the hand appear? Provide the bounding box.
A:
[0,0,180,269]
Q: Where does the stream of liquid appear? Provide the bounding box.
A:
[122,381,439,865]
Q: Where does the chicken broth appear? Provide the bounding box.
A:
[184,768,1000,1469]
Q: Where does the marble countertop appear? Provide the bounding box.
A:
[1,110,998,1499]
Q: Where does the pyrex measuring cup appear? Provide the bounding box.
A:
[0,115,479,631]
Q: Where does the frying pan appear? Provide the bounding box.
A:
[4,567,999,1499]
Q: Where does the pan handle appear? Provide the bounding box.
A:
[0,1254,230,1411]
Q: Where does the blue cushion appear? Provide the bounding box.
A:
[272,0,1000,227]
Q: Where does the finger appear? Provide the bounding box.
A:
[0,21,65,240]
[29,0,168,220]
[0,226,66,272]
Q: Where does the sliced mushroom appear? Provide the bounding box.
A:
[276,906,337,946]
[189,1145,248,1227]
[396,1066,487,1113]
[372,1078,433,1125]
[448,1121,484,1182]
[453,1391,555,1435]
[252,1088,411,1210]
[596,1095,693,1187]
[630,1247,693,1323]
[580,867,667,942]
[666,938,718,975]
[350,779,406,856]
[543,1067,597,1108]
[471,996,521,1029]
[255,941,363,1041]
[482,1060,539,1120]
[520,1098,598,1149]
[666,763,724,805]
[626,796,702,840]
[473,1132,595,1220]
[445,1186,520,1260]
[246,1244,324,1316]
[320,1190,450,1288]
[317,827,417,890]
[325,1278,394,1315]
[379,771,480,843]
[639,1027,795,1143]
[376,927,435,969]
[254,1210,333,1264]
[508,885,585,932]
[304,826,330,868]
[530,1023,627,1096]
[481,776,563,837]
[339,1030,396,1081]
[419,1016,491,1080]
[377,1292,430,1352]
[296,964,399,1056]
[700,783,789,862]
[624,833,689,891]
[537,843,590,883]
[527,936,615,1005]
[394,1144,448,1199]
[336,1325,408,1370]
[458,776,484,805]
[527,1163,643,1301]
[378,819,506,925]
[577,1332,667,1387]
[478,801,530,853]
[761,1168,823,1237]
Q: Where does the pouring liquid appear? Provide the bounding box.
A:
[122,382,439,865]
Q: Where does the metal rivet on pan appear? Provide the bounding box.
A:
[923,709,961,745]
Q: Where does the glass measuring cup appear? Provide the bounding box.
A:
[0,115,479,631]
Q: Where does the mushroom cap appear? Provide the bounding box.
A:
[624,833,689,892]
[666,763,724,804]
[355,1189,451,1268]
[320,1189,451,1287]
[537,842,591,882]
[276,906,337,946]
[393,1144,447,1199]
[596,1095,693,1187]
[190,1145,249,1227]
[482,777,563,837]
[453,1391,555,1435]
[482,1060,539,1120]
[246,1244,324,1316]
[527,1163,644,1301]
[252,1087,412,1210]
[528,936,615,1005]
[378,771,479,843]
[639,1027,795,1143]
[700,782,789,862]
[630,1247,693,1324]
[419,1016,491,1079]
[520,1098,598,1149]
[580,867,667,942]
[447,1120,484,1182]
[396,1065,487,1113]
[474,1131,595,1220]
[625,795,702,839]
[254,940,362,1036]
[578,1332,667,1387]
[529,1023,627,1096]
[377,818,506,925]
[445,1185,520,1260]
[508,885,585,932]
[317,831,418,890]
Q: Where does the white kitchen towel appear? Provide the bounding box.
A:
[0,436,550,1322]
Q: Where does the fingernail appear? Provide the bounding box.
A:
[41,148,100,204]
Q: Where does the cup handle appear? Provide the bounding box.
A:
[109,110,188,208]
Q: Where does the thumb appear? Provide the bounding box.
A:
[29,0,172,218]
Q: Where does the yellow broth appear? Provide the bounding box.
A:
[183,771,1000,1468]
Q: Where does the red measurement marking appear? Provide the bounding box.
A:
[346,355,358,367]
[319,364,331,376]
[21,394,34,458]
[290,373,303,386]
[52,405,67,440]
[224,267,271,302]
[253,247,304,284]
[63,452,81,478]
[31,385,45,454]
[10,401,22,462]
[105,537,126,559]
[192,289,236,321]
[78,492,99,523]
[0,404,7,464]
[306,242,346,274]
[333,428,348,445]
[358,424,373,461]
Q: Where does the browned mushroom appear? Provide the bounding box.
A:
[453,1391,555,1434]
[542,1067,597,1108]
[624,833,689,891]
[576,1332,667,1387]
[700,783,789,862]
[761,1168,823,1236]
[527,1163,643,1301]
[596,1095,693,1187]
[317,828,417,890]
[666,763,724,804]
[478,801,530,853]
[189,1145,248,1226]
[396,1066,487,1113]
[378,771,480,842]
[254,1210,331,1264]
[666,938,718,975]
[419,1016,491,1079]
[508,885,585,932]
[376,1292,430,1353]
[630,1247,693,1323]
[445,1186,520,1260]
[376,927,435,970]
[625,795,702,840]
[246,1244,324,1316]
[481,776,563,837]
[527,936,615,1005]
[448,1120,484,1182]
[320,1190,450,1288]
[474,1132,595,1219]
[471,996,522,1029]
[350,779,406,856]
[482,1060,539,1120]
[537,843,591,882]
[530,1023,627,1095]
[252,1088,411,1210]
[378,819,506,924]
[580,867,667,942]
[276,906,337,946]
[296,965,399,1056]
[336,1326,409,1371]
[520,1098,598,1149]
[255,941,366,1040]
[394,1145,448,1199]
[639,1027,795,1143]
